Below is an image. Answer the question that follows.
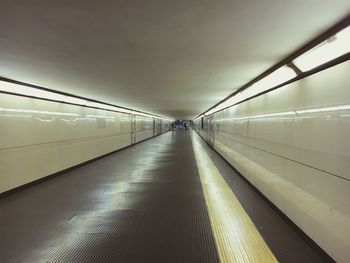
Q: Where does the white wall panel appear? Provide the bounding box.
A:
[135,116,154,143]
[0,93,168,193]
[161,120,170,133]
[195,62,350,262]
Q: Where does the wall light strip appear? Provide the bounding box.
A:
[193,114,204,121]
[203,104,350,123]
[0,80,173,121]
[293,26,350,72]
[241,65,297,98]
[86,114,115,119]
[130,111,173,121]
[194,18,350,121]
[203,65,297,116]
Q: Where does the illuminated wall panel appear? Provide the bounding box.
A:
[0,93,170,193]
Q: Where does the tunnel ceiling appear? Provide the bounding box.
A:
[0,1,349,119]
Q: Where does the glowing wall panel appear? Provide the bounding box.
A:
[0,93,169,193]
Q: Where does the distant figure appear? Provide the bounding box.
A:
[171,122,176,131]
[184,123,188,130]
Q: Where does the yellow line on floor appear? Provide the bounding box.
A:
[191,132,278,263]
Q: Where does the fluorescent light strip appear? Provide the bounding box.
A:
[131,111,173,121]
[0,108,79,117]
[195,25,349,120]
[203,66,297,116]
[198,104,350,122]
[215,111,297,122]
[0,80,173,121]
[194,114,204,121]
[83,101,131,114]
[132,111,152,118]
[242,66,297,98]
[86,114,115,119]
[293,26,350,72]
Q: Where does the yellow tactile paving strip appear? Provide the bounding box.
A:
[191,133,278,263]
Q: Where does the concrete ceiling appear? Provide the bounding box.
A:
[0,1,349,119]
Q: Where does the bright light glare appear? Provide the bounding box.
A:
[202,104,350,122]
[131,110,172,121]
[63,97,87,105]
[0,81,67,102]
[242,66,297,99]
[203,66,297,117]
[293,26,350,72]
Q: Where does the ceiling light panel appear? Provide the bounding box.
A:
[203,66,297,116]
[293,26,350,72]
[242,66,297,99]
[195,23,349,121]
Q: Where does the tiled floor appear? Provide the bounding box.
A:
[0,131,333,262]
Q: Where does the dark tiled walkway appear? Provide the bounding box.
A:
[0,131,219,263]
[0,131,335,263]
